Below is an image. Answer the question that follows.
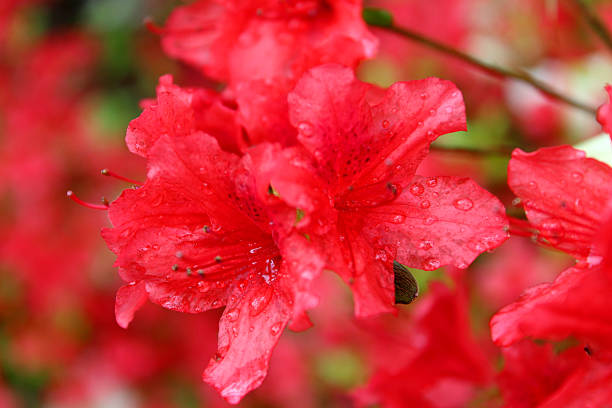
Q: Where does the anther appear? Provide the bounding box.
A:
[66,190,109,210]
[186,267,192,276]
[101,168,143,185]
[171,264,178,271]
[197,269,205,276]
[203,225,210,233]
[215,256,222,263]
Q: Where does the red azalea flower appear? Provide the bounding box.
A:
[355,282,493,408]
[497,340,589,408]
[156,0,377,146]
[597,84,612,140]
[491,145,612,402]
[288,64,508,316]
[103,81,326,403]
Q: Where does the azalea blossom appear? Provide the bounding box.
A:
[288,64,509,315]
[491,145,612,404]
[155,0,377,146]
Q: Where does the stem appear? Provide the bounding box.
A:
[363,8,598,115]
[430,145,515,156]
[573,0,612,52]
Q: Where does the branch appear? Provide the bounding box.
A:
[363,8,598,115]
[573,0,612,53]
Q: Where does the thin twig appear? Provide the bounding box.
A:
[573,0,612,53]
[363,9,598,115]
[430,145,515,156]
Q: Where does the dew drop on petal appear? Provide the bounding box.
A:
[226,308,239,322]
[392,215,405,224]
[249,289,272,317]
[424,258,441,270]
[571,172,583,182]
[426,177,437,187]
[409,183,425,196]
[382,120,390,129]
[420,92,428,99]
[453,198,473,211]
[270,322,283,336]
[423,217,436,225]
[419,240,433,250]
[420,200,431,209]
[298,122,314,137]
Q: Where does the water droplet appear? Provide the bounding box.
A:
[409,183,425,196]
[226,308,239,322]
[212,300,220,307]
[453,198,473,211]
[574,198,584,215]
[451,91,459,97]
[232,327,239,338]
[445,106,453,114]
[424,258,441,270]
[423,217,436,225]
[297,122,314,137]
[382,120,390,129]
[385,158,393,166]
[392,215,405,224]
[249,287,273,317]
[571,172,583,182]
[417,121,424,127]
[426,177,437,187]
[419,240,433,250]
[426,130,434,137]
[528,181,537,189]
[420,92,428,99]
[270,322,283,336]
[420,200,431,209]
[429,109,436,115]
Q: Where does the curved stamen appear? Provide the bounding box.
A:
[66,190,109,210]
[101,169,143,186]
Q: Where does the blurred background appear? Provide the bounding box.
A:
[1,0,611,407]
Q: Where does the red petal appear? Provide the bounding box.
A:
[126,75,243,157]
[539,360,612,407]
[364,176,508,271]
[288,64,466,197]
[508,146,612,259]
[490,266,612,348]
[597,84,612,140]
[103,133,271,313]
[115,281,148,328]
[324,224,396,317]
[498,341,585,408]
[203,281,290,404]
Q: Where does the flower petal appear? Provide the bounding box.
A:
[490,266,612,348]
[115,281,148,328]
[288,64,466,198]
[203,281,290,404]
[508,146,612,259]
[364,176,508,271]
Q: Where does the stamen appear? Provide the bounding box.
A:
[66,191,109,210]
[101,169,143,186]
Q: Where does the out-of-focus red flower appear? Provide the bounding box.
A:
[288,64,508,316]
[355,282,492,408]
[103,75,326,403]
[506,146,612,260]
[597,85,612,140]
[491,145,612,406]
[157,0,377,146]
